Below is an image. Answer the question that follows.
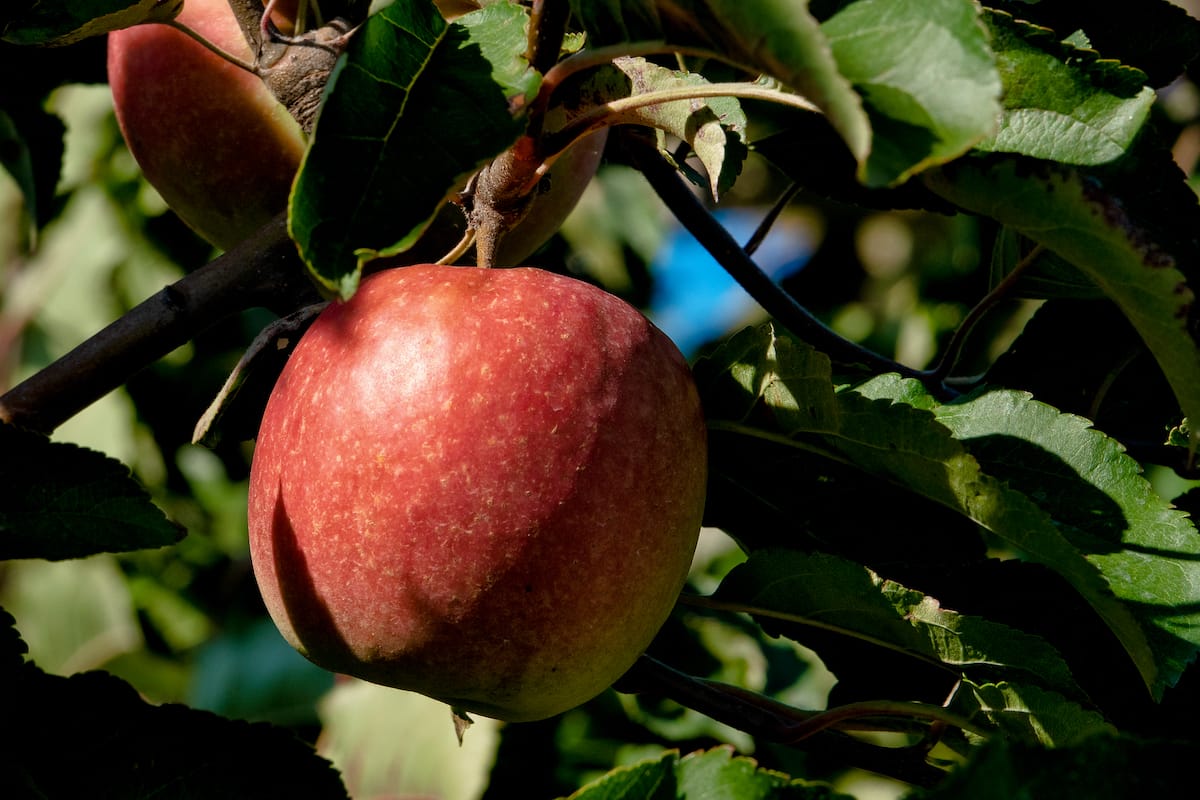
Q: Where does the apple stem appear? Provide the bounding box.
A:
[162,19,261,75]
[436,229,477,266]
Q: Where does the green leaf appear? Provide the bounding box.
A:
[565,751,677,800]
[696,326,1166,696]
[1,0,182,46]
[948,679,1115,747]
[565,747,849,799]
[930,388,1200,697]
[921,733,1198,799]
[923,155,1200,452]
[975,11,1155,165]
[290,0,538,299]
[820,0,1002,186]
[0,424,184,560]
[558,56,747,199]
[982,0,1200,88]
[675,746,849,798]
[569,0,872,181]
[988,227,1104,300]
[712,550,1080,697]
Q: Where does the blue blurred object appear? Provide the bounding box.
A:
[648,208,814,357]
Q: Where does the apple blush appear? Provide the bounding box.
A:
[247,265,707,721]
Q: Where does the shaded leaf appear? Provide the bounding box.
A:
[750,116,954,214]
[948,679,1115,747]
[983,300,1182,459]
[0,424,184,560]
[820,0,1002,186]
[192,304,325,447]
[976,11,1155,165]
[920,733,1198,799]
[1,659,348,798]
[713,550,1080,698]
[290,0,538,299]
[988,227,1104,300]
[924,155,1200,452]
[1,0,182,46]
[696,326,1172,697]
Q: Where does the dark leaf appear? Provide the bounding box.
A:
[0,423,184,560]
[1,660,348,798]
[921,733,1198,798]
[1,0,182,46]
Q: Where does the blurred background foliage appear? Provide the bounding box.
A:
[3,10,1200,794]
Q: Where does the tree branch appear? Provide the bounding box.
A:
[0,214,313,434]
[614,132,944,391]
[615,655,952,788]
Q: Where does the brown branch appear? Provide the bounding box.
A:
[615,655,952,788]
[0,214,315,434]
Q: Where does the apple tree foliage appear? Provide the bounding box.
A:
[4,0,1200,796]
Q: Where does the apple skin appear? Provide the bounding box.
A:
[107,0,307,251]
[247,265,707,721]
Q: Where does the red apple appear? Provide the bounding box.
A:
[247,265,706,721]
[107,0,306,250]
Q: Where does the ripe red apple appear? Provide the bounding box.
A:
[107,0,307,250]
[246,265,707,721]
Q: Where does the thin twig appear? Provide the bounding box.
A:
[616,132,940,389]
[925,243,1046,383]
[616,655,952,788]
[744,181,801,256]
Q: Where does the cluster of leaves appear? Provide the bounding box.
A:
[5,0,1200,797]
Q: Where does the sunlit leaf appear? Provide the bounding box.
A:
[820,0,1001,185]
[976,11,1155,165]
[929,388,1200,697]
[565,746,851,799]
[317,679,501,800]
[555,56,747,199]
[949,679,1115,747]
[569,0,872,177]
[565,750,676,800]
